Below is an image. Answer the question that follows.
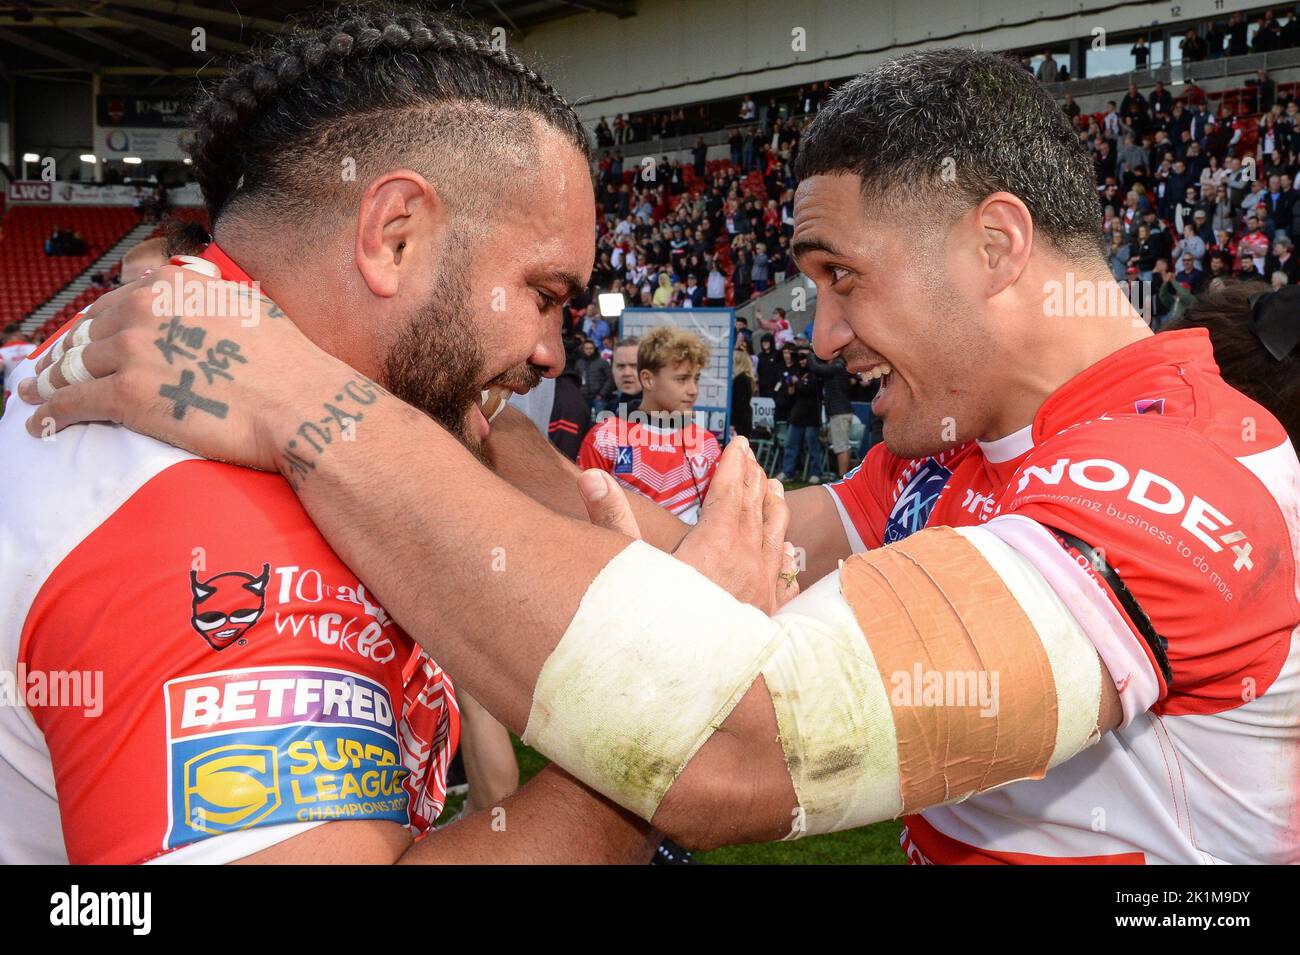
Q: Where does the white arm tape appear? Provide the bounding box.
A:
[522,540,783,821]
[759,572,902,836]
[525,528,1106,834]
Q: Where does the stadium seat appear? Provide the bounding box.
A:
[0,205,139,328]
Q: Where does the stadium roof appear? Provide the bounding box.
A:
[0,1,635,77]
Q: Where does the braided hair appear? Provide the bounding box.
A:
[187,4,589,225]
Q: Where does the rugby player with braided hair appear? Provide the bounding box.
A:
[0,5,723,865]
[20,48,1300,862]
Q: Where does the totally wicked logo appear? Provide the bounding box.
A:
[185,561,399,662]
[190,564,270,651]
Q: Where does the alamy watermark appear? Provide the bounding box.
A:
[889,663,1000,717]
[1043,274,1153,326]
[1,666,103,717]
[151,274,270,327]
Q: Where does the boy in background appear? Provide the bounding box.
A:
[578,325,721,524]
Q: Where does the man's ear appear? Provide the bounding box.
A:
[973,191,1034,299]
[355,170,444,299]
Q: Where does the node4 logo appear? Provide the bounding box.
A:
[1016,456,1255,572]
[163,666,410,850]
[884,458,953,544]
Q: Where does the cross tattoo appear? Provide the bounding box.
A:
[159,369,228,421]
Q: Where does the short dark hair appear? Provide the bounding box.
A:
[795,48,1104,260]
[188,4,588,226]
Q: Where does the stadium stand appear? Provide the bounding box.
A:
[29,207,211,336]
[0,206,139,333]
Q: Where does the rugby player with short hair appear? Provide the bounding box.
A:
[22,50,1300,862]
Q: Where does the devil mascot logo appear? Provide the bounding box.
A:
[190,564,270,651]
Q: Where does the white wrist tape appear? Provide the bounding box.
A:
[525,527,1106,836]
[522,540,783,820]
[36,365,57,401]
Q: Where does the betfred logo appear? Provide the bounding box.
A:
[1015,458,1254,571]
[167,667,396,738]
[163,666,410,850]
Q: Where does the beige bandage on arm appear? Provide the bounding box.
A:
[765,526,1102,836]
[524,528,1104,834]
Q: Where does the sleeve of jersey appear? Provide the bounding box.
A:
[21,459,456,865]
[823,443,895,552]
[577,423,612,472]
[993,418,1295,724]
[697,431,723,492]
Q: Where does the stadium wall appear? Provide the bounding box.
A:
[521,0,1255,123]
[13,79,91,176]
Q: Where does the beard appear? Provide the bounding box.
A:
[381,258,489,457]
[380,250,543,461]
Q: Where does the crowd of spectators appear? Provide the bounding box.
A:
[584,119,805,324]
[559,85,869,474]
[1016,8,1300,83]
[1072,69,1300,324]
[592,82,831,148]
[1187,9,1300,60]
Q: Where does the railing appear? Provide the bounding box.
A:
[1046,46,1300,100]
[734,271,816,335]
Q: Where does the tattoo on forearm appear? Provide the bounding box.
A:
[277,375,392,488]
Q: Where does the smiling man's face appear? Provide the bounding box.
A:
[792,172,991,459]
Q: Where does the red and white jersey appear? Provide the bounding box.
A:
[768,318,793,347]
[1,340,36,397]
[579,415,721,524]
[1,340,35,376]
[827,330,1300,864]
[0,243,459,865]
